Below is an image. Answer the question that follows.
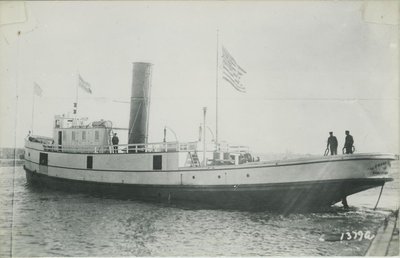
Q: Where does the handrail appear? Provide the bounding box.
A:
[228,145,250,153]
[41,141,200,154]
[34,138,250,155]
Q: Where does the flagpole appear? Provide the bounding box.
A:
[31,88,35,134]
[75,72,79,116]
[11,30,22,258]
[215,29,219,150]
[203,107,207,166]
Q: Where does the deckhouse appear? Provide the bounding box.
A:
[53,115,112,149]
[26,111,251,173]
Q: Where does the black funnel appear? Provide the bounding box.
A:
[128,62,153,145]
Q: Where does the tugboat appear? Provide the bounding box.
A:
[24,62,396,211]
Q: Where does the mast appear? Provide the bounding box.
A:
[215,29,219,150]
[31,89,35,133]
[74,72,78,116]
[203,107,207,166]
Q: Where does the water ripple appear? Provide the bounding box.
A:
[0,165,398,256]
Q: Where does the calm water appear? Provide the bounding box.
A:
[0,162,398,257]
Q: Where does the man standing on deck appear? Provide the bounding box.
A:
[344,130,354,154]
[327,132,338,155]
[112,133,119,153]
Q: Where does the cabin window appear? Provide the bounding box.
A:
[39,153,48,165]
[55,120,60,128]
[82,131,86,140]
[153,155,162,170]
[87,156,93,169]
[95,131,99,141]
[72,131,76,141]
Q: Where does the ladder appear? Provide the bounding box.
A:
[189,151,201,167]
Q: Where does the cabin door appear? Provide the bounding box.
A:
[58,131,62,151]
[39,152,48,174]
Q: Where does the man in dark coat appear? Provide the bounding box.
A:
[112,133,119,153]
[344,130,354,154]
[327,132,338,155]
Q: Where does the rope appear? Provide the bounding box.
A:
[374,183,385,210]
[342,145,356,154]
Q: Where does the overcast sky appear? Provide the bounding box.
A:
[0,1,398,155]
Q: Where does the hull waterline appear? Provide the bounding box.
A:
[24,165,392,211]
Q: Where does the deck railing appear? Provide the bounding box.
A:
[228,145,250,153]
[32,138,249,155]
[42,141,200,154]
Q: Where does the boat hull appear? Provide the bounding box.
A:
[24,141,397,211]
[24,166,391,211]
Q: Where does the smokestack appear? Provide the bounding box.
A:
[128,62,153,145]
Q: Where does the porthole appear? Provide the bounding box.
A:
[246,174,250,178]
[192,176,195,179]
[218,175,221,179]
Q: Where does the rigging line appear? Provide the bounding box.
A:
[374,183,385,210]
[253,97,400,100]
[109,97,399,101]
[10,30,22,258]
[213,97,399,101]
[129,102,142,136]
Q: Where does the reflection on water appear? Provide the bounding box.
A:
[0,163,398,257]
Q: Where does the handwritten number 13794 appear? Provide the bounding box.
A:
[340,231,375,241]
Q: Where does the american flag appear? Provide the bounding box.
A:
[222,46,246,93]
